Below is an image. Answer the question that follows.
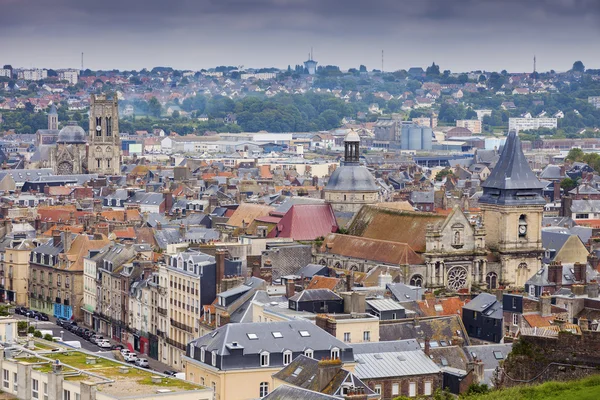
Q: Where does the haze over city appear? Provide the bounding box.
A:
[2,0,600,71]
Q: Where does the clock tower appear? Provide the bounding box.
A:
[479,131,546,287]
[88,94,121,175]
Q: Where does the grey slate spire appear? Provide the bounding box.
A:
[479,131,546,206]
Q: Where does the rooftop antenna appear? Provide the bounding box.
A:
[533,55,537,84]
[81,52,84,72]
[381,50,384,73]
[311,47,314,61]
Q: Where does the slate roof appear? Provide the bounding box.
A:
[480,131,546,205]
[386,283,424,302]
[464,343,513,386]
[272,355,377,398]
[289,289,342,302]
[539,164,565,180]
[274,197,326,214]
[297,264,329,279]
[188,320,351,362]
[410,190,434,204]
[463,293,502,319]
[263,385,341,400]
[429,346,469,370]
[354,350,440,379]
[570,199,600,213]
[526,262,599,286]
[351,339,421,355]
[379,315,470,345]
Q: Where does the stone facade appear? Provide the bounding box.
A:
[88,94,121,175]
[424,206,490,291]
[364,372,442,400]
[324,190,379,213]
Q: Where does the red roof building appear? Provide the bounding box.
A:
[268,204,338,241]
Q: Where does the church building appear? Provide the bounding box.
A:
[87,94,121,175]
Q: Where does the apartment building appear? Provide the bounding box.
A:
[456,119,482,134]
[16,69,47,81]
[166,249,242,368]
[57,69,79,84]
[29,231,109,320]
[508,117,558,132]
[0,234,43,306]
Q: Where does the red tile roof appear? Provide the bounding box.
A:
[523,314,555,328]
[321,233,423,266]
[112,227,136,239]
[268,204,338,241]
[306,276,340,291]
[417,297,465,317]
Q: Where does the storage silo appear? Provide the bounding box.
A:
[408,126,422,150]
[421,127,433,150]
[401,125,410,150]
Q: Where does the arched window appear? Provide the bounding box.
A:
[259,382,269,398]
[486,272,498,289]
[410,274,424,287]
[454,231,461,245]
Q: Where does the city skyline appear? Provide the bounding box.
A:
[1,0,599,72]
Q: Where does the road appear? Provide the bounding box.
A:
[13,314,176,374]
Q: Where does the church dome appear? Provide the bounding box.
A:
[57,122,87,144]
[344,131,361,143]
[325,164,379,192]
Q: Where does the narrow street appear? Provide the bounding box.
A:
[12,314,177,374]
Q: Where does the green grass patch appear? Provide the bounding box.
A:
[462,375,600,400]
[136,376,201,390]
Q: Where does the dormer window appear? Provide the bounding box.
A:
[283,350,292,366]
[200,347,205,362]
[260,351,270,367]
[211,351,216,366]
[331,348,340,359]
[304,349,313,359]
[189,345,195,359]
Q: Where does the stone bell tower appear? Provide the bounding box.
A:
[88,94,121,175]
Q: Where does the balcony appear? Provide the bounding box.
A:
[166,337,186,351]
[157,307,167,316]
[156,329,167,339]
[170,318,193,333]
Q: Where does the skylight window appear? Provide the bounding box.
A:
[440,357,448,366]
[272,332,283,338]
[247,333,258,340]
[291,367,303,377]
[493,351,504,360]
[299,330,310,337]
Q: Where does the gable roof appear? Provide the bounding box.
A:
[227,203,274,228]
[289,289,342,302]
[354,350,440,379]
[321,233,423,265]
[347,205,444,252]
[306,276,340,291]
[268,204,338,241]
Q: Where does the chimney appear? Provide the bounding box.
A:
[251,261,261,278]
[344,387,368,400]
[572,284,585,296]
[156,221,162,231]
[588,253,600,271]
[317,358,343,392]
[587,280,599,298]
[163,190,173,213]
[560,195,572,217]
[52,230,62,247]
[467,360,485,384]
[218,312,230,327]
[179,223,186,238]
[548,261,562,284]
[345,272,354,292]
[560,164,566,178]
[451,335,464,347]
[424,338,431,357]
[63,231,72,253]
[540,291,552,317]
[215,249,226,293]
[286,279,296,298]
[579,316,589,331]
[574,262,586,283]
[553,181,560,202]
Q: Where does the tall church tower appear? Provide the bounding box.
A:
[48,104,58,130]
[479,131,546,287]
[88,94,121,175]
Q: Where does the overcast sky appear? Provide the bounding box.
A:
[1,0,599,73]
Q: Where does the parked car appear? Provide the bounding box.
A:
[90,335,103,344]
[37,312,49,321]
[14,307,28,315]
[97,339,112,349]
[163,370,177,377]
[79,328,91,337]
[124,353,138,363]
[25,310,38,319]
[120,349,131,357]
[135,358,150,368]
[83,330,94,340]
[56,318,68,327]
[111,344,124,351]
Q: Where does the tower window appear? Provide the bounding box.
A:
[95,117,102,136]
[96,159,101,168]
[106,117,112,136]
[107,159,111,168]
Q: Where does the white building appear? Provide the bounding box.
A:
[589,96,600,109]
[475,109,492,121]
[240,72,277,80]
[17,69,47,81]
[58,69,79,84]
[508,117,558,133]
[0,69,11,78]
